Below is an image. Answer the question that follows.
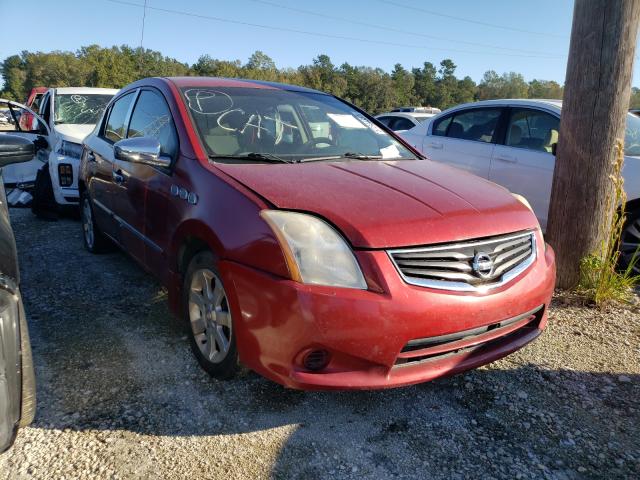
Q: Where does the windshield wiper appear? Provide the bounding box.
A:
[298,152,384,163]
[208,152,293,164]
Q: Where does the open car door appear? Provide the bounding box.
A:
[0,99,51,205]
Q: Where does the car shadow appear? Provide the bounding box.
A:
[8,208,640,478]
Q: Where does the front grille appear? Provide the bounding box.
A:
[388,231,536,292]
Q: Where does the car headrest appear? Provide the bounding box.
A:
[508,124,522,145]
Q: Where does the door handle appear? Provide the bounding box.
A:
[86,151,95,162]
[112,170,125,185]
[495,154,517,163]
[428,142,444,149]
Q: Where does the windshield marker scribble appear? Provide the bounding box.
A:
[184,89,234,115]
[55,95,111,125]
[184,89,300,144]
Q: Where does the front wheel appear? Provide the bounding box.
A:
[31,166,58,220]
[183,251,238,380]
[620,209,640,275]
[80,192,112,253]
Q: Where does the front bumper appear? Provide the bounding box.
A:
[221,240,556,390]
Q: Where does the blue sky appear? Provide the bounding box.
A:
[1,0,636,87]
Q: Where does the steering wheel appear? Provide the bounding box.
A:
[302,136,336,151]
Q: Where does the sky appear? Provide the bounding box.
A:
[1,0,637,87]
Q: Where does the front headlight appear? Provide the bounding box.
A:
[260,210,367,289]
[57,140,83,159]
[513,193,533,211]
[513,193,545,244]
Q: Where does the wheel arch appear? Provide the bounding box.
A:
[624,196,640,216]
[167,219,225,316]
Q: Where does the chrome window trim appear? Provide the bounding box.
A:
[387,231,537,292]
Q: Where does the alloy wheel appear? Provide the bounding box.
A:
[188,269,233,363]
[82,197,95,249]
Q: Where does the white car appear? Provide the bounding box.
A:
[376,108,441,133]
[400,99,640,271]
[32,87,118,211]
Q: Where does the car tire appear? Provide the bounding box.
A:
[183,251,238,380]
[31,166,58,220]
[620,208,640,275]
[80,192,112,253]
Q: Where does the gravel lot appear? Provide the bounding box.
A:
[1,207,639,479]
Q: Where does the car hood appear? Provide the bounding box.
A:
[53,124,96,144]
[214,159,539,248]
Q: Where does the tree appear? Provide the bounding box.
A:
[545,0,640,288]
[391,64,415,107]
[478,70,528,100]
[412,62,437,107]
[434,59,459,109]
[0,55,26,100]
[245,50,276,71]
[528,79,563,99]
[629,87,640,108]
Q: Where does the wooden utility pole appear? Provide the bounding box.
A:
[546,0,640,288]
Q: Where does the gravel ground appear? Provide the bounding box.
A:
[1,208,639,480]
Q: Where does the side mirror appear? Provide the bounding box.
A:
[0,134,35,167]
[114,137,171,168]
[551,142,558,156]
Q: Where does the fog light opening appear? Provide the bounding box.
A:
[302,349,330,372]
[58,163,73,187]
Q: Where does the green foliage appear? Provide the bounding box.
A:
[577,141,638,306]
[0,44,594,114]
[630,87,640,109]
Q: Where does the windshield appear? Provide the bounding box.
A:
[181,87,415,162]
[625,112,640,156]
[54,94,114,125]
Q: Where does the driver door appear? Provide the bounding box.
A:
[111,88,178,271]
[84,91,137,242]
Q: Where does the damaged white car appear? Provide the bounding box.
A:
[31,87,118,215]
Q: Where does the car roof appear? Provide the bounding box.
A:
[53,87,120,95]
[376,112,433,119]
[444,99,563,113]
[165,76,326,95]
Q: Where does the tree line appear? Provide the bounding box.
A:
[0,43,607,114]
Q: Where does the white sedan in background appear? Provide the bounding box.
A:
[400,99,640,272]
[376,107,441,132]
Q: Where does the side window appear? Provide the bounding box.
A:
[127,90,178,159]
[432,115,452,136]
[392,118,416,131]
[506,108,560,153]
[104,92,135,143]
[377,116,393,127]
[447,108,502,143]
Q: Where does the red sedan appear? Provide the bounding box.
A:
[79,77,555,390]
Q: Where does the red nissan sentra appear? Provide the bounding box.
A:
[79,77,555,390]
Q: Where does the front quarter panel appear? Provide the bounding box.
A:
[165,158,291,315]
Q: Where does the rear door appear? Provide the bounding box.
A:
[423,107,505,178]
[111,88,178,272]
[489,107,559,229]
[85,91,137,241]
